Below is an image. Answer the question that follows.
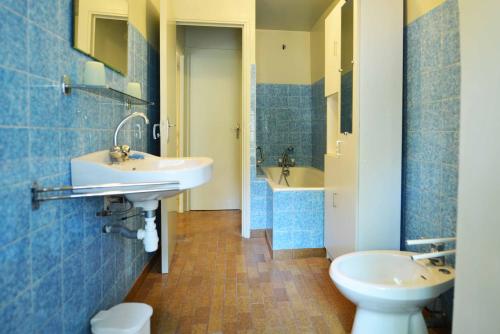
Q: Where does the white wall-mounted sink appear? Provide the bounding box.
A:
[71,150,213,209]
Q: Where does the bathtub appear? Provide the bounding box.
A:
[263,167,324,190]
[260,166,325,256]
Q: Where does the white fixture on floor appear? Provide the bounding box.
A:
[329,250,455,334]
[71,150,213,252]
[91,303,153,334]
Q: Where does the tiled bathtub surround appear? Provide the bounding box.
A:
[269,187,324,250]
[252,79,326,231]
[256,80,326,169]
[402,0,460,323]
[0,2,160,333]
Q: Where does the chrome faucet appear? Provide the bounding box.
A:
[110,112,150,163]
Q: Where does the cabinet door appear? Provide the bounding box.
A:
[325,3,342,97]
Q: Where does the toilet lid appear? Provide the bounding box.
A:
[91,303,153,334]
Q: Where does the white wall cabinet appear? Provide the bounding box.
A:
[324,0,403,259]
[324,2,342,97]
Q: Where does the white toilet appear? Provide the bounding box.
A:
[329,251,455,334]
[91,303,153,334]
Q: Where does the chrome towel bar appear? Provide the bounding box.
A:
[31,181,180,210]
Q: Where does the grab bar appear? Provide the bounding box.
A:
[406,237,456,246]
[411,249,456,261]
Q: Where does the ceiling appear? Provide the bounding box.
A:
[256,0,334,31]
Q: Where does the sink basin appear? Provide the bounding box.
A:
[71,150,213,209]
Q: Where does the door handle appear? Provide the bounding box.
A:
[165,117,176,144]
[233,123,240,139]
[153,124,160,140]
[336,140,344,157]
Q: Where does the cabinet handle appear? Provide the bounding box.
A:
[333,192,338,208]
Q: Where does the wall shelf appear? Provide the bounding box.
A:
[61,75,154,106]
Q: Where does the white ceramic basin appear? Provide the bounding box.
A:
[71,150,213,208]
[330,250,455,334]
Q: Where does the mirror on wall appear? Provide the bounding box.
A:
[340,0,353,134]
[74,0,129,75]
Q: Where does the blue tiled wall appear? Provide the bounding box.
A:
[256,84,313,166]
[340,71,353,134]
[271,188,324,250]
[0,2,160,333]
[402,0,460,251]
[402,0,460,323]
[311,78,326,170]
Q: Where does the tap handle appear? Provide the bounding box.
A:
[121,145,131,153]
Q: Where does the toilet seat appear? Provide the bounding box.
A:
[91,303,153,334]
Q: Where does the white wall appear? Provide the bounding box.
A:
[185,26,242,50]
[256,29,311,84]
[453,1,500,332]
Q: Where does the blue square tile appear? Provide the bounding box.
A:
[441,131,459,165]
[29,76,61,127]
[39,313,63,334]
[442,30,460,66]
[441,0,459,32]
[63,289,86,334]
[30,193,60,231]
[84,270,102,317]
[421,102,442,130]
[440,64,460,98]
[0,237,31,304]
[30,128,60,158]
[0,0,27,15]
[0,67,28,126]
[0,159,30,188]
[0,128,29,160]
[63,211,84,258]
[32,266,62,325]
[62,254,84,303]
[59,0,72,41]
[0,184,30,247]
[32,222,62,281]
[442,98,460,131]
[0,6,27,70]
[0,289,33,334]
[420,162,441,194]
[28,0,60,34]
[28,23,61,81]
[84,236,101,277]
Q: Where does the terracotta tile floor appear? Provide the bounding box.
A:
[127,211,449,334]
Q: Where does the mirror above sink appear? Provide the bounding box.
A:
[74,0,129,75]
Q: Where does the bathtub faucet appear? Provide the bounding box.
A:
[278,146,296,168]
[278,146,295,186]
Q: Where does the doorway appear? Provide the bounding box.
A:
[181,26,243,211]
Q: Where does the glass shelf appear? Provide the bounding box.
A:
[61,75,154,106]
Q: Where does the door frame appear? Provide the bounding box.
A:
[171,19,251,238]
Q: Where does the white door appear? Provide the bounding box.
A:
[188,47,242,210]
